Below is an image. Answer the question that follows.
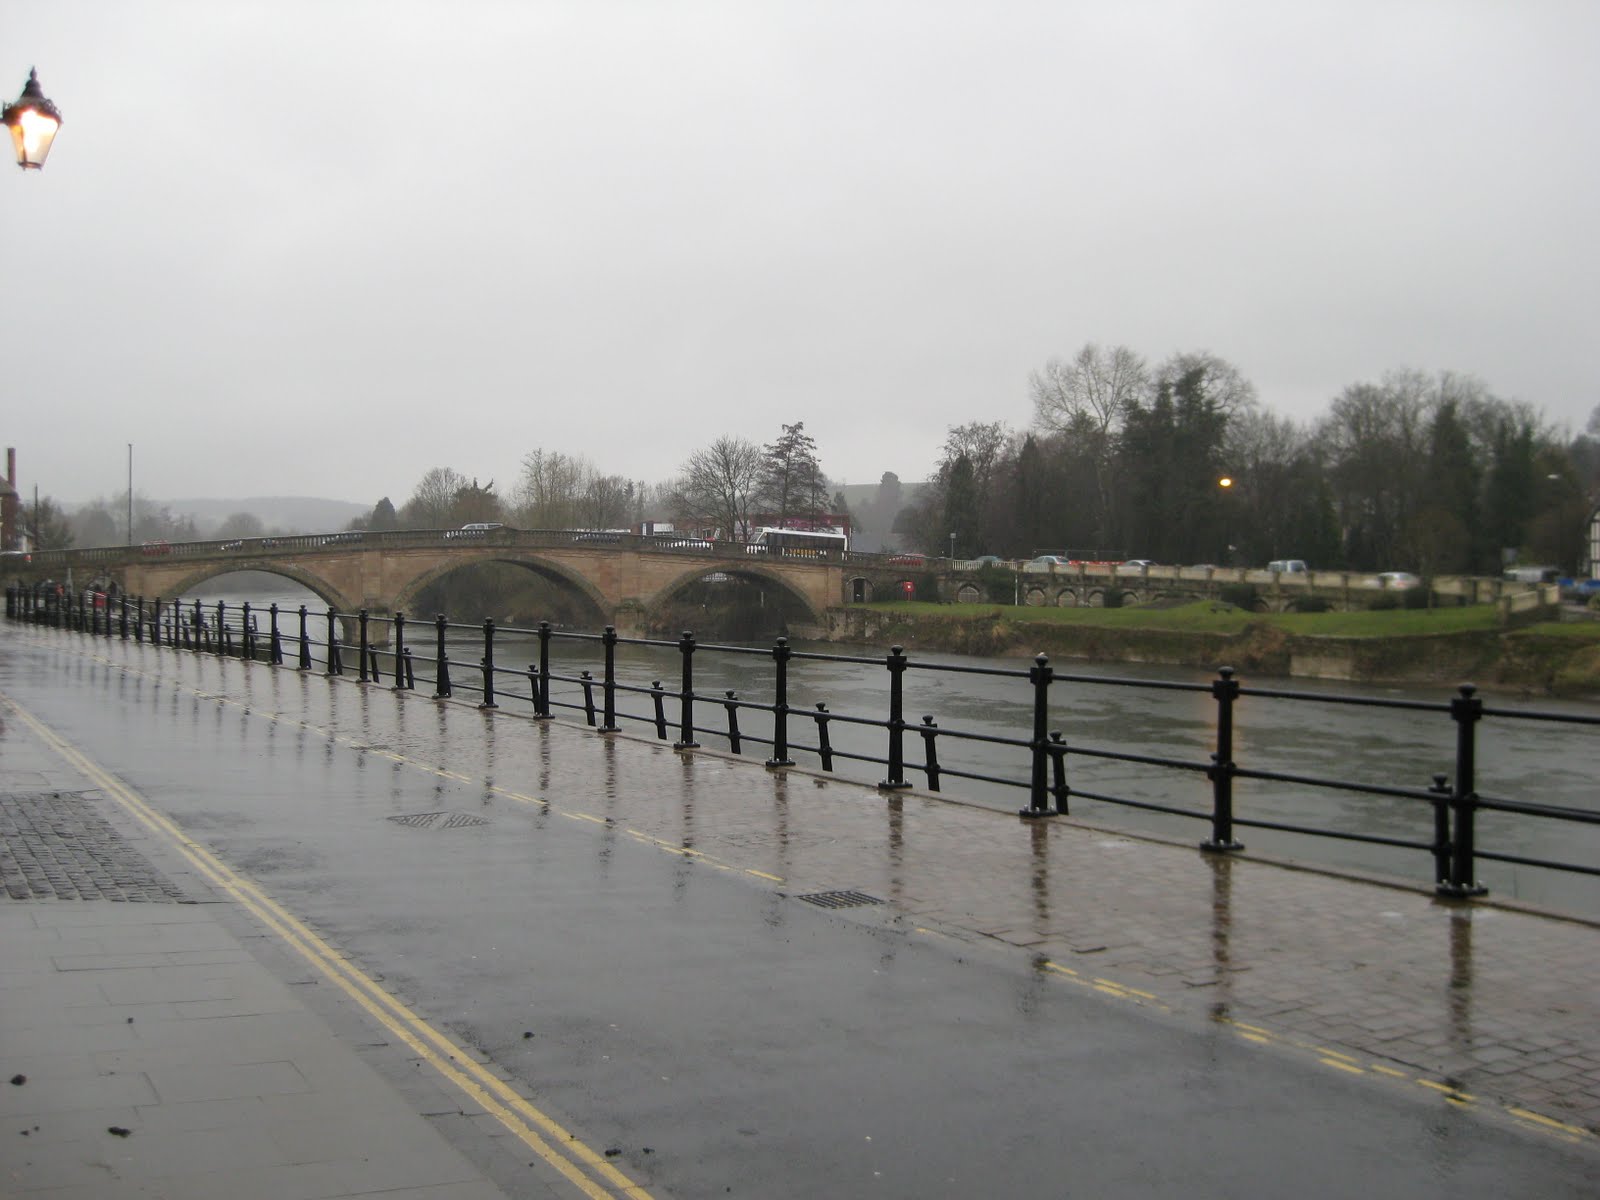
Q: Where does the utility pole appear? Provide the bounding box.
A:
[126,444,133,545]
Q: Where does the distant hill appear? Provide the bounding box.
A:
[164,496,370,536]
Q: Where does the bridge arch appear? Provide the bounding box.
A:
[643,562,825,629]
[159,563,357,615]
[391,554,610,625]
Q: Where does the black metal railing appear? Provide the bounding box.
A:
[8,583,1598,903]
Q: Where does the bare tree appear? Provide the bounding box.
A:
[215,511,265,540]
[1151,351,1257,417]
[514,450,596,529]
[576,475,642,531]
[669,436,763,541]
[402,468,468,528]
[1030,343,1147,439]
[1030,343,1147,550]
[27,496,74,550]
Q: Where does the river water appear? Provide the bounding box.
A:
[183,576,1600,914]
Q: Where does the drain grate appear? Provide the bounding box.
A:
[797,890,883,909]
[387,811,490,830]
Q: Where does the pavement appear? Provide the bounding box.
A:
[2,622,1599,1198]
[0,703,541,1199]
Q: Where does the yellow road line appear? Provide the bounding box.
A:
[1,691,653,1200]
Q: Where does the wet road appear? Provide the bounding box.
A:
[3,627,1597,1198]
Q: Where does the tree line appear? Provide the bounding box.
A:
[900,346,1597,574]
[31,348,1600,576]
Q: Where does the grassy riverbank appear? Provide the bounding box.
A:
[827,601,1600,695]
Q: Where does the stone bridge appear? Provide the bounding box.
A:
[5,533,1551,631]
[6,530,928,636]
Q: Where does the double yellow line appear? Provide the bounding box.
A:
[2,691,654,1200]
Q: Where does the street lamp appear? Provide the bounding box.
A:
[3,69,62,170]
[948,531,956,561]
[1218,475,1235,565]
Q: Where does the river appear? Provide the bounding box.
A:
[183,575,1600,915]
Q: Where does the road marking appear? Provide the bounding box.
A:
[1,691,654,1200]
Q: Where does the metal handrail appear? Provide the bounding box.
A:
[8,584,1597,902]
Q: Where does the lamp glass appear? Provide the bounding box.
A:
[7,107,59,169]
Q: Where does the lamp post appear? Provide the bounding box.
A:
[948,531,956,561]
[126,445,133,546]
[1218,475,1234,566]
[3,69,62,170]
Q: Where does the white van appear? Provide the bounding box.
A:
[1267,559,1307,574]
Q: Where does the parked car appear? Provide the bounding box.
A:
[140,540,172,556]
[963,555,1007,569]
[1121,559,1157,569]
[1023,555,1070,573]
[1376,571,1421,589]
[887,552,926,566]
[1267,559,1307,574]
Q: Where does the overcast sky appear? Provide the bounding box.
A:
[6,1,1597,509]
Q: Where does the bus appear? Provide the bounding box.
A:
[747,527,849,557]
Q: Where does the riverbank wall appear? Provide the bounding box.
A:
[823,607,1600,694]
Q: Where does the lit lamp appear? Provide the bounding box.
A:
[3,69,63,170]
[1218,475,1235,565]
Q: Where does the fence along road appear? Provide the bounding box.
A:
[19,585,1599,913]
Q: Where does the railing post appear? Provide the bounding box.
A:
[297,605,312,670]
[880,645,910,790]
[402,647,416,690]
[1020,653,1057,817]
[392,612,407,689]
[325,608,342,675]
[535,621,552,717]
[1048,731,1071,814]
[813,703,834,771]
[119,595,129,639]
[434,614,452,698]
[674,630,699,749]
[600,626,619,732]
[650,681,667,739]
[1441,684,1488,897]
[134,596,145,644]
[1429,773,1451,888]
[723,690,742,754]
[479,618,497,708]
[358,610,370,681]
[194,599,204,651]
[767,636,794,767]
[268,603,281,664]
[216,601,229,657]
[580,671,597,725]
[151,597,161,646]
[241,603,254,660]
[919,715,941,791]
[1201,666,1244,851]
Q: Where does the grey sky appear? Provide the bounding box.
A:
[7,2,1597,509]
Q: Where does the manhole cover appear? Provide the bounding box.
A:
[387,811,490,830]
[797,890,882,909]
